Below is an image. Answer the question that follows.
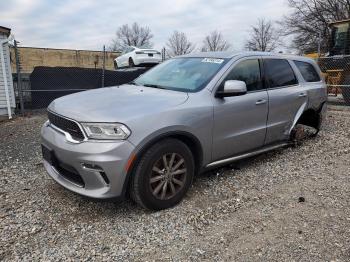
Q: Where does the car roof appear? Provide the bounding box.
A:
[178,51,316,63]
[132,46,157,51]
[179,51,265,59]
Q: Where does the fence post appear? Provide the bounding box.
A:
[317,32,321,58]
[102,45,105,88]
[162,47,165,62]
[14,40,24,114]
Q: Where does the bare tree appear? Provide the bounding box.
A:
[110,22,153,51]
[282,0,350,54]
[245,18,280,52]
[166,31,195,57]
[201,30,231,51]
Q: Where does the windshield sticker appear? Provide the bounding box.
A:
[202,58,224,64]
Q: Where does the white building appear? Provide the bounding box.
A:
[0,26,15,119]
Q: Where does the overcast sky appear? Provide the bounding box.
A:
[1,0,291,51]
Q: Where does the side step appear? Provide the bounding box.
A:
[206,142,289,168]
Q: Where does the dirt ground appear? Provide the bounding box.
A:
[0,106,349,261]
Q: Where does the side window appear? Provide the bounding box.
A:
[264,59,298,88]
[220,59,263,92]
[294,61,321,82]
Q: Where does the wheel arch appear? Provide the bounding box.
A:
[292,102,325,132]
[121,131,204,197]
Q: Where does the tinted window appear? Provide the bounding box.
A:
[294,61,321,82]
[221,59,262,92]
[264,59,298,88]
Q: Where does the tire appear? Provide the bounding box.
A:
[129,58,135,68]
[130,139,195,210]
[342,74,350,105]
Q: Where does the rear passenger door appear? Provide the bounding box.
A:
[212,57,268,161]
[264,58,308,144]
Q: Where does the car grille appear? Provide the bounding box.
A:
[48,111,85,141]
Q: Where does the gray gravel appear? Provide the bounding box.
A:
[1,106,349,261]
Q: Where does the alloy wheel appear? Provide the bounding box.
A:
[149,153,187,200]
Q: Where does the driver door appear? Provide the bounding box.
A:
[211,57,268,161]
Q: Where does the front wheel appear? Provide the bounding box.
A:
[129,58,135,68]
[130,139,194,210]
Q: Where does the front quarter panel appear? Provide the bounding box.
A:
[127,91,213,167]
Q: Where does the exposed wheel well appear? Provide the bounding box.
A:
[297,108,320,130]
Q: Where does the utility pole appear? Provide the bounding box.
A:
[317,31,322,58]
[14,40,24,114]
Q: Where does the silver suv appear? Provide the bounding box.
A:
[41,52,327,210]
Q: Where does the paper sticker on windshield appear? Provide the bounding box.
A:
[202,58,224,64]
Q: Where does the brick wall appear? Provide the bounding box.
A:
[10,46,120,73]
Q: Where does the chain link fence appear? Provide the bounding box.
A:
[10,42,154,112]
[318,55,350,106]
[10,40,350,114]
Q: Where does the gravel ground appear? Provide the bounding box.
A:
[1,106,349,261]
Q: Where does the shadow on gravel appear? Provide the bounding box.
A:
[198,147,287,179]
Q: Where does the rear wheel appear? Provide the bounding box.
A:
[130,139,194,210]
[290,123,319,146]
[341,74,350,105]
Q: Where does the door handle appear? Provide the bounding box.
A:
[255,99,267,105]
[298,92,307,97]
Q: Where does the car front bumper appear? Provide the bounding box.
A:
[41,123,135,199]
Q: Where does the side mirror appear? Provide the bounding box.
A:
[216,80,247,98]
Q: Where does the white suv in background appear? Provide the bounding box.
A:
[114,46,162,68]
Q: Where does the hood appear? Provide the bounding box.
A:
[48,84,189,122]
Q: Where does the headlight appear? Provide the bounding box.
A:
[81,123,131,140]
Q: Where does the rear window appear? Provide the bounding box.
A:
[294,61,321,82]
[264,59,298,88]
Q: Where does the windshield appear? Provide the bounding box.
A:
[133,57,228,92]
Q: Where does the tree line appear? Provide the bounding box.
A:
[109,23,232,56]
[110,0,350,56]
